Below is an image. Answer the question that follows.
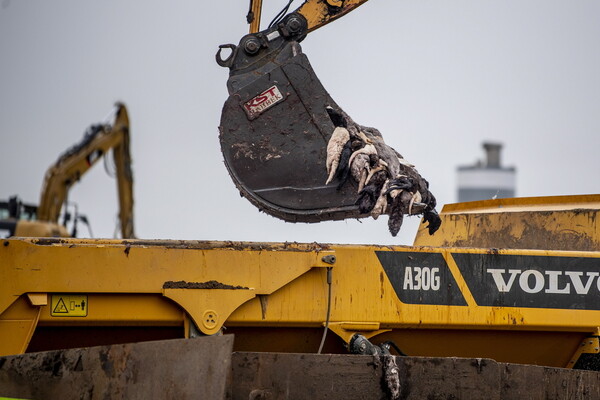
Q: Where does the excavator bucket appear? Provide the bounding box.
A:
[217,18,362,223]
[218,13,441,236]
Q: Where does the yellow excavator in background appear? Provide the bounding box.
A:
[0,103,135,239]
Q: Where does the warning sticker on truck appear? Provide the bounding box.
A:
[51,294,88,317]
[242,85,284,120]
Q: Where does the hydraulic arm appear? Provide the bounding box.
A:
[247,0,370,34]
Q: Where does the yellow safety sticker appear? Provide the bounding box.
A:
[0,397,30,400]
[51,294,88,317]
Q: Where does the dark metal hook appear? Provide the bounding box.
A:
[216,44,237,68]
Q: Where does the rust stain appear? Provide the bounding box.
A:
[259,295,268,320]
[439,210,598,251]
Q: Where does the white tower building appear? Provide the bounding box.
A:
[457,142,516,202]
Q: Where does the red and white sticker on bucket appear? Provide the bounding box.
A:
[243,85,284,120]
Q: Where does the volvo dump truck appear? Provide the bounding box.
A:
[1,195,600,399]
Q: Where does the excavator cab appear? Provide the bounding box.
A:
[218,14,361,223]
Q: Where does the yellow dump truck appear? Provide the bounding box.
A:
[1,194,600,399]
[2,194,600,369]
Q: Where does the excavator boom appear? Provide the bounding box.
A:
[247,0,369,34]
[296,0,370,33]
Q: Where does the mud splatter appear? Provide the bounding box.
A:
[163,280,249,290]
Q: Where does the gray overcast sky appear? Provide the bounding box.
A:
[1,1,599,245]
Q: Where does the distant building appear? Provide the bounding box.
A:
[457,142,516,202]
